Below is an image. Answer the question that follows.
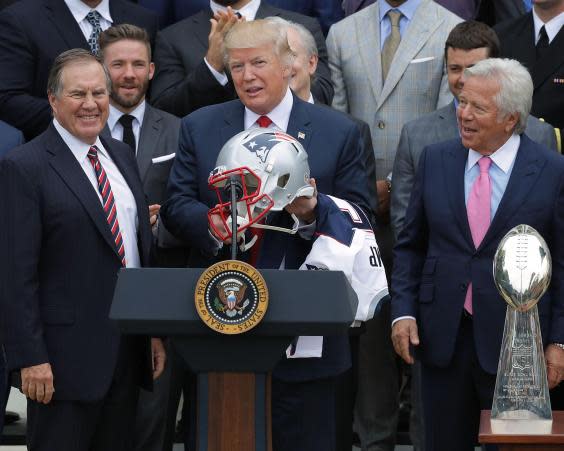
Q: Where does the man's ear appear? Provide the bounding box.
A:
[505,112,519,133]
[48,92,58,116]
[148,62,155,81]
[308,54,318,76]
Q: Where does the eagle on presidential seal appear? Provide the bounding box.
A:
[215,278,250,318]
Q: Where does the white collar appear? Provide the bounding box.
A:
[466,134,520,174]
[64,0,113,24]
[210,0,261,20]
[108,101,146,130]
[244,87,293,131]
[53,118,107,162]
[307,93,314,104]
[532,8,564,44]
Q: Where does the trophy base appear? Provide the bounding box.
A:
[491,410,552,434]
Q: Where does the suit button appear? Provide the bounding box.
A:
[378,121,385,129]
[460,283,468,291]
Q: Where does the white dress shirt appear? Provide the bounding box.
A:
[107,101,146,154]
[533,8,564,44]
[64,0,113,40]
[244,87,293,132]
[53,119,141,268]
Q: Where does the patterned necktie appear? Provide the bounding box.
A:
[536,26,549,61]
[119,114,136,154]
[464,156,492,314]
[256,115,272,128]
[86,10,102,55]
[381,10,402,81]
[87,146,127,267]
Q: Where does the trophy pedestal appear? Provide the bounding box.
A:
[480,410,564,450]
[491,306,552,433]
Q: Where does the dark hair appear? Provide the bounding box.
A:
[47,48,110,97]
[98,23,151,60]
[444,21,500,63]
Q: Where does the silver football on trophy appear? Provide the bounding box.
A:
[493,224,551,312]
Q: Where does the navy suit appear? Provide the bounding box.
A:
[0,0,158,140]
[391,135,564,450]
[0,124,153,449]
[161,94,370,450]
[0,120,24,439]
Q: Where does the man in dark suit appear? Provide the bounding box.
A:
[0,49,165,451]
[391,58,564,451]
[495,0,564,130]
[0,120,24,440]
[161,18,370,451]
[0,0,158,141]
[149,0,334,118]
[478,0,532,26]
[98,24,183,451]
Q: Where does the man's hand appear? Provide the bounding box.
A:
[207,7,242,73]
[151,338,166,380]
[376,179,391,217]
[391,318,419,365]
[285,178,317,224]
[21,363,54,404]
[545,344,564,389]
[149,204,160,227]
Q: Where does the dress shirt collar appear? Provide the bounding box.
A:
[532,8,564,44]
[307,93,314,104]
[244,87,293,132]
[108,101,146,132]
[53,118,108,162]
[466,134,520,174]
[64,0,113,24]
[210,0,261,20]
[379,0,421,24]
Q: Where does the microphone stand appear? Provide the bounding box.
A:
[230,177,238,261]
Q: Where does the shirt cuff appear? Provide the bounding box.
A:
[391,315,416,327]
[204,58,228,86]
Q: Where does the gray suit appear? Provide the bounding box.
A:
[327,0,462,178]
[104,103,182,451]
[391,102,558,239]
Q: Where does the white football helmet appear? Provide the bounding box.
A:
[208,128,314,244]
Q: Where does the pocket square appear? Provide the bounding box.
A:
[410,56,435,64]
[152,153,175,164]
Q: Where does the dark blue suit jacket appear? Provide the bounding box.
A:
[0,0,158,140]
[161,95,371,381]
[0,124,154,401]
[0,120,24,157]
[391,135,564,374]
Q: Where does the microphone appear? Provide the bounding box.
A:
[223,175,244,201]
[224,175,243,260]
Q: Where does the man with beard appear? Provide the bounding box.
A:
[99,24,183,451]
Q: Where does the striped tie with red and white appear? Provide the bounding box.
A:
[87,145,126,267]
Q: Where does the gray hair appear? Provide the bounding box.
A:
[223,19,294,69]
[267,17,318,57]
[463,58,532,134]
[47,48,111,98]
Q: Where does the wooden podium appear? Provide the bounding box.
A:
[479,410,564,450]
[110,268,358,451]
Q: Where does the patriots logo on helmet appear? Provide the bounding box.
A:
[243,132,296,163]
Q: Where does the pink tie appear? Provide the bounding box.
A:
[464,156,492,315]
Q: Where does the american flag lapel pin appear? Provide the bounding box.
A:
[298,131,305,139]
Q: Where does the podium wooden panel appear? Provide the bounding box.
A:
[479,410,564,450]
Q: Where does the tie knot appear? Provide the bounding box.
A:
[478,156,492,173]
[119,114,135,129]
[256,115,272,128]
[86,10,101,26]
[387,10,402,27]
[87,145,99,160]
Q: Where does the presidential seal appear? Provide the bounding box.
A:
[195,260,269,334]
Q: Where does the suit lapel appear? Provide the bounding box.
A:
[505,14,536,73]
[378,0,441,108]
[191,10,214,49]
[532,26,564,89]
[356,5,383,104]
[220,101,245,144]
[45,126,122,262]
[443,140,474,249]
[480,137,545,249]
[137,105,161,183]
[436,102,459,142]
[44,0,89,50]
[286,96,313,151]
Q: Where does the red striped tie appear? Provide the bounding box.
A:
[87,146,127,267]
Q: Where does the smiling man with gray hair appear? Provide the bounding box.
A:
[391,57,564,451]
